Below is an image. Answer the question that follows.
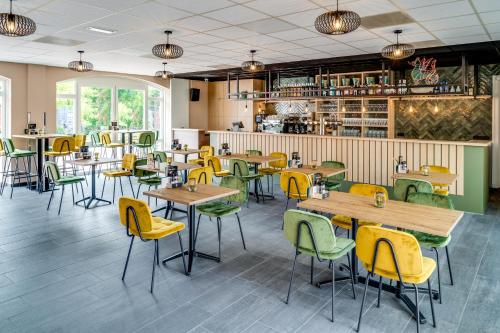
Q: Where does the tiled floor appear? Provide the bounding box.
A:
[0,175,498,333]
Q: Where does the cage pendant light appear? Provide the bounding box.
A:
[241,50,264,72]
[152,30,183,59]
[155,62,173,79]
[68,51,93,72]
[0,0,36,37]
[315,0,361,35]
[381,29,415,60]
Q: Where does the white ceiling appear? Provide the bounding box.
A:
[0,0,498,76]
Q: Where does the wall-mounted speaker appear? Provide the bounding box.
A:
[190,88,200,101]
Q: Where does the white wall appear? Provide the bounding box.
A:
[170,78,190,130]
[492,75,500,187]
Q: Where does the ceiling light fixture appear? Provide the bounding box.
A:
[381,29,415,60]
[87,26,116,34]
[241,50,264,72]
[155,62,173,80]
[0,0,36,37]
[68,51,93,72]
[315,0,361,35]
[152,30,183,59]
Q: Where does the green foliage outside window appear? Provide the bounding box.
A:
[80,87,112,133]
[118,89,144,130]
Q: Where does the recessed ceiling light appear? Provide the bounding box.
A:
[86,26,116,34]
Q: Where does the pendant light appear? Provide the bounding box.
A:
[155,62,173,80]
[0,0,36,37]
[152,30,183,59]
[381,30,415,60]
[241,50,264,72]
[68,51,93,72]
[315,0,361,35]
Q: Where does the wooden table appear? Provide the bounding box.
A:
[392,170,458,185]
[136,161,200,181]
[219,154,283,203]
[65,158,122,208]
[12,134,70,192]
[283,166,347,178]
[298,191,463,324]
[144,184,239,274]
[164,149,203,163]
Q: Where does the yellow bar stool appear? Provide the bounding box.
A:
[119,197,187,293]
[99,132,124,159]
[420,165,450,195]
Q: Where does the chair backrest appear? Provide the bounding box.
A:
[90,132,101,145]
[269,152,288,169]
[133,159,155,178]
[230,158,250,177]
[138,131,155,146]
[74,134,86,148]
[188,166,213,185]
[52,137,75,153]
[153,151,167,163]
[356,226,425,278]
[280,171,311,199]
[349,183,389,198]
[0,139,3,154]
[422,165,450,174]
[321,160,346,182]
[246,149,262,156]
[205,155,222,172]
[122,153,137,171]
[220,175,248,203]
[119,197,154,238]
[283,209,337,257]
[406,192,454,209]
[44,161,61,181]
[2,138,15,155]
[99,132,112,145]
[393,178,433,201]
[199,145,214,158]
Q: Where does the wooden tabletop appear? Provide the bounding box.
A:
[136,162,200,173]
[164,149,203,155]
[392,171,458,185]
[143,184,239,206]
[218,154,283,164]
[283,166,347,177]
[106,129,151,134]
[13,134,69,140]
[64,158,122,166]
[297,191,463,237]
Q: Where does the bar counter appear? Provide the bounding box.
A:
[209,130,490,213]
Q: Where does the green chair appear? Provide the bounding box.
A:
[132,131,155,157]
[1,138,37,198]
[153,151,167,163]
[194,176,248,261]
[283,209,356,322]
[245,150,261,172]
[133,159,162,204]
[230,158,265,204]
[321,161,345,191]
[90,131,102,150]
[44,161,86,215]
[406,192,455,304]
[393,178,433,201]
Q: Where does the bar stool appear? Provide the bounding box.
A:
[1,138,37,198]
[99,132,124,158]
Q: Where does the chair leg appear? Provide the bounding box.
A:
[235,213,246,250]
[216,217,222,262]
[112,178,116,204]
[155,238,159,266]
[413,283,420,333]
[128,176,134,196]
[377,275,383,307]
[356,274,371,332]
[80,182,86,208]
[310,256,314,285]
[122,236,134,281]
[331,261,335,322]
[286,252,298,304]
[71,183,75,204]
[150,239,157,293]
[445,246,454,285]
[101,176,107,198]
[433,247,442,304]
[136,184,142,199]
[47,183,55,210]
[427,279,437,328]
[177,232,188,275]
[58,185,65,215]
[119,177,124,196]
[347,253,356,299]
[194,214,202,249]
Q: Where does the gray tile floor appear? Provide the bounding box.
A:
[0,175,498,333]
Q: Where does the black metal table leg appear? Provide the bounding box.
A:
[75,164,111,209]
[36,138,51,192]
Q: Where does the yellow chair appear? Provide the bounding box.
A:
[331,184,388,235]
[259,152,287,195]
[101,154,136,203]
[280,171,311,211]
[356,226,436,332]
[205,155,231,178]
[189,145,214,165]
[188,166,213,185]
[420,165,450,196]
[119,197,187,293]
[73,134,87,152]
[44,137,75,175]
[99,132,124,158]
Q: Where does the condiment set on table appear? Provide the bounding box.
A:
[288,152,302,168]
[395,155,408,174]
[73,146,92,160]
[311,173,329,199]
[218,143,231,156]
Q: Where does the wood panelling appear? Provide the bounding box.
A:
[210,131,474,195]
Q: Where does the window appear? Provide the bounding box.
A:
[80,86,112,133]
[56,81,76,134]
[148,86,163,137]
[0,77,10,138]
[118,88,144,130]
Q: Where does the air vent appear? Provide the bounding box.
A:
[33,36,84,46]
[209,64,234,69]
[361,12,414,29]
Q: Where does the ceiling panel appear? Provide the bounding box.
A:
[245,0,319,16]
[203,5,269,25]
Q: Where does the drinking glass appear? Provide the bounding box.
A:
[187,178,197,192]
